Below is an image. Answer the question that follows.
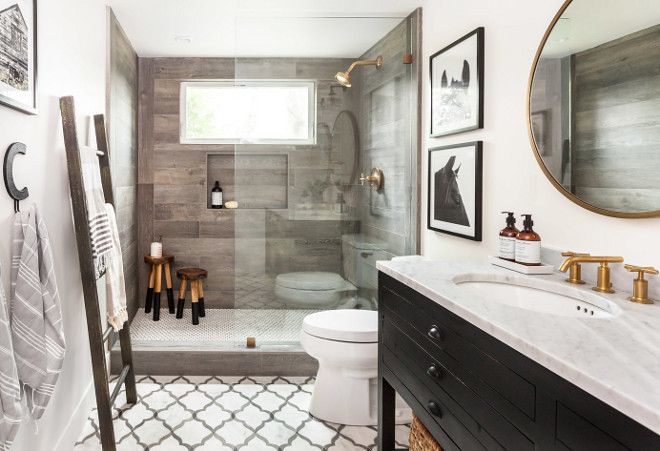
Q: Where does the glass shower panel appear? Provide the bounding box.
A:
[229,16,415,344]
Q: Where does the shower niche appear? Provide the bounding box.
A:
[206,153,289,209]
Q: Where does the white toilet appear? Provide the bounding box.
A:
[301,309,412,425]
[275,234,386,309]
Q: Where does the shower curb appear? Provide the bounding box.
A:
[110,343,318,376]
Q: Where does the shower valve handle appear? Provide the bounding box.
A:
[359,168,384,191]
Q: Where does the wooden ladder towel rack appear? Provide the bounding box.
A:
[59,96,137,450]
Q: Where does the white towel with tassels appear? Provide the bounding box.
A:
[81,146,113,279]
[0,261,22,450]
[105,204,128,331]
[10,204,66,422]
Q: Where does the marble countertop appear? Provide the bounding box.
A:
[377,258,660,434]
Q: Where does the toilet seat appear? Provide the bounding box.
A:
[302,310,377,343]
[276,272,345,291]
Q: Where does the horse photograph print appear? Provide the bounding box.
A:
[428,141,483,241]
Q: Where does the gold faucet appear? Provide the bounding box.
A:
[624,264,658,304]
[558,255,624,293]
[560,252,590,284]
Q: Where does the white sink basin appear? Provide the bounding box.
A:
[454,275,621,319]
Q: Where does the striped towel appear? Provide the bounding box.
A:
[0,263,22,450]
[81,146,113,279]
[105,204,128,331]
[10,204,66,421]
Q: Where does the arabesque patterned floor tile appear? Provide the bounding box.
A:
[74,375,410,450]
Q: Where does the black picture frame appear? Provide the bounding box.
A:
[430,27,484,137]
[428,141,482,241]
[0,0,37,115]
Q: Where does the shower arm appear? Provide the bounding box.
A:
[344,57,383,77]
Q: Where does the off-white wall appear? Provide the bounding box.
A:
[0,1,107,449]
[421,0,660,270]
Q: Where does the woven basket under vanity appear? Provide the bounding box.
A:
[409,412,443,451]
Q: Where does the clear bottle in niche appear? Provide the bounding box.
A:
[211,181,223,209]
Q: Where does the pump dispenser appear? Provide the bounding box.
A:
[515,214,541,266]
[499,212,519,261]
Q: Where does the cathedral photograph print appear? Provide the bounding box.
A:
[0,0,36,114]
[430,27,484,137]
[428,141,482,241]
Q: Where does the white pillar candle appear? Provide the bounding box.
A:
[150,242,163,258]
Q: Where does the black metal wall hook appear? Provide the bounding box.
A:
[3,142,29,212]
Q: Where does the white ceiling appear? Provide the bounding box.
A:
[104,0,423,58]
[542,0,660,58]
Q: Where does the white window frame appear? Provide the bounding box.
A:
[180,80,317,145]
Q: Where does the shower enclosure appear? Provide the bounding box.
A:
[227,13,421,347]
[124,11,421,372]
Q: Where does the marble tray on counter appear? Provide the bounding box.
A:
[488,255,555,274]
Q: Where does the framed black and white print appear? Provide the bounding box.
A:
[430,27,484,137]
[428,141,482,241]
[0,0,37,114]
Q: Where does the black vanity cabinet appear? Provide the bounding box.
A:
[378,272,660,450]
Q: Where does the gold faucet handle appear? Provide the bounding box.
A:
[625,264,659,277]
[624,264,657,304]
[359,173,366,186]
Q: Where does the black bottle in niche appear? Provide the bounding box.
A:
[211,181,223,209]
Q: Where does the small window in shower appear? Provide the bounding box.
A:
[180,80,316,144]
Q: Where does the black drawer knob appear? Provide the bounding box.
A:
[427,326,443,340]
[428,400,442,417]
[427,364,443,380]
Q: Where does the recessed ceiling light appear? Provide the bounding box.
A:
[175,36,193,44]
[549,37,569,44]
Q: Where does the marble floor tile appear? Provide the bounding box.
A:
[74,375,410,450]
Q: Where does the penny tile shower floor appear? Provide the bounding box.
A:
[74,375,410,450]
[130,309,319,345]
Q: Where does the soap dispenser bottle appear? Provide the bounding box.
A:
[499,212,519,262]
[515,214,541,266]
[211,181,223,209]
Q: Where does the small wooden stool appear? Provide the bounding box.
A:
[144,254,175,321]
[176,268,207,325]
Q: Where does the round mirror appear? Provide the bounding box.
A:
[528,0,660,217]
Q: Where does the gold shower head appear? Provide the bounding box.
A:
[334,56,383,88]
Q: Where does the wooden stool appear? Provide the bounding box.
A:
[176,268,208,325]
[144,254,175,321]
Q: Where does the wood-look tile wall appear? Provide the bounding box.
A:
[573,24,660,212]
[137,57,356,308]
[108,9,139,319]
[353,17,417,259]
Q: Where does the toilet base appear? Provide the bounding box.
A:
[308,361,412,426]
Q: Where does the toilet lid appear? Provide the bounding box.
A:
[276,272,345,291]
[303,310,378,343]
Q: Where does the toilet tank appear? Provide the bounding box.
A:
[342,234,388,289]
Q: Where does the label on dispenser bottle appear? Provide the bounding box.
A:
[499,236,516,260]
[212,192,222,207]
[515,240,541,265]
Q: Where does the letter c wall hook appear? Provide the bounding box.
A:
[3,142,29,213]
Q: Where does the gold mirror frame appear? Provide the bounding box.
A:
[526,0,660,218]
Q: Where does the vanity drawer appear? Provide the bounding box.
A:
[382,347,488,451]
[381,283,536,421]
[382,317,535,451]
